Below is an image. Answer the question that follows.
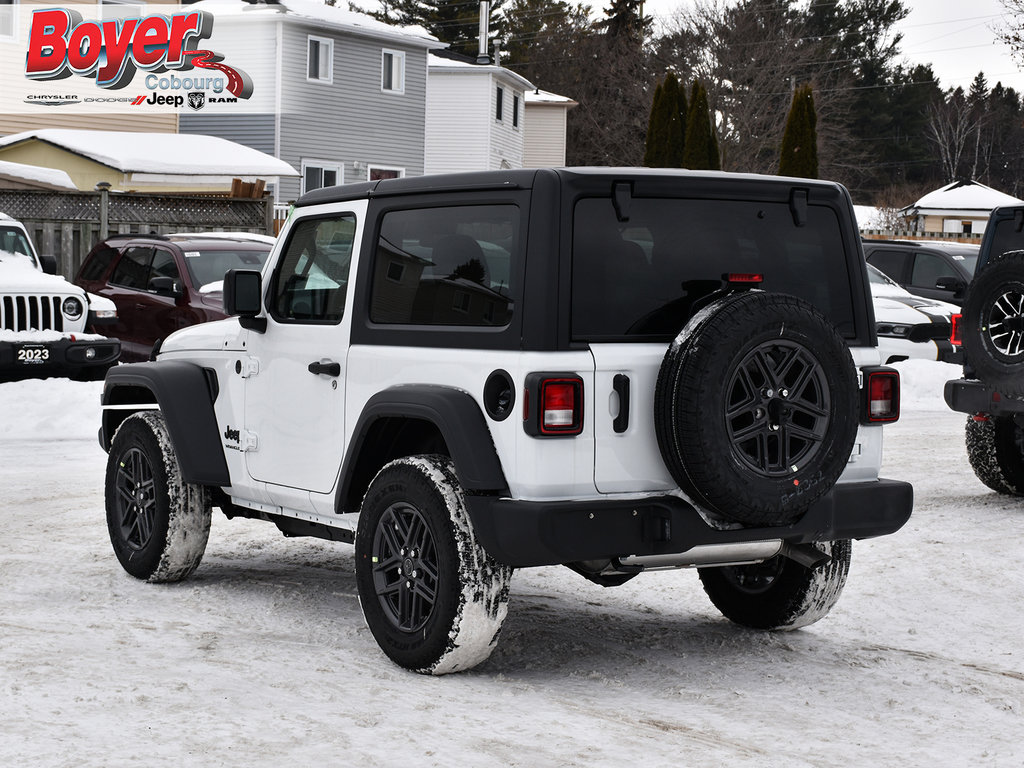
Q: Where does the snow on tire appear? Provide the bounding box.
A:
[105,410,212,583]
[698,540,851,630]
[355,455,513,675]
[965,415,1024,495]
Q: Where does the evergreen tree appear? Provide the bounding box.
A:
[360,0,508,60]
[643,73,685,167]
[779,84,819,178]
[643,81,667,167]
[683,80,718,170]
[595,0,650,45]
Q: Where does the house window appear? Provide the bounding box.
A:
[0,0,18,40]
[301,160,342,194]
[100,0,145,21]
[307,36,333,83]
[368,165,405,181]
[495,86,504,121]
[513,94,520,128]
[386,261,405,283]
[381,49,405,94]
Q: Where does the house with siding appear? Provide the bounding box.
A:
[523,89,576,168]
[178,0,443,204]
[425,52,535,174]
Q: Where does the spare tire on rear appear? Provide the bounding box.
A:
[961,250,1024,397]
[655,291,859,526]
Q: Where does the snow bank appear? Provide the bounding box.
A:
[0,377,102,440]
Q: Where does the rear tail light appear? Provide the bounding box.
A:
[862,367,900,423]
[950,313,962,346]
[725,272,764,286]
[524,373,584,436]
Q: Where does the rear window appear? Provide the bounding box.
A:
[986,214,1024,265]
[370,205,517,327]
[571,197,855,340]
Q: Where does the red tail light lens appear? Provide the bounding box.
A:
[524,374,584,436]
[865,369,900,423]
[950,313,962,346]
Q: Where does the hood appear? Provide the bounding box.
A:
[0,258,85,296]
[871,295,935,325]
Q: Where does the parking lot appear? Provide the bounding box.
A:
[1,363,1022,767]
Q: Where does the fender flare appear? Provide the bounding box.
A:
[101,361,230,487]
[337,385,509,513]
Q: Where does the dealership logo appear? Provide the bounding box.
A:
[188,92,205,111]
[24,94,80,106]
[24,8,253,99]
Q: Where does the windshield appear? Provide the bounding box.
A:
[0,225,38,267]
[182,246,271,289]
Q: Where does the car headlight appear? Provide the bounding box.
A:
[62,297,84,320]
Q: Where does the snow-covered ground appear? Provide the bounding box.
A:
[2,360,1022,766]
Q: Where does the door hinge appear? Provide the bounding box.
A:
[240,430,259,452]
[239,356,260,378]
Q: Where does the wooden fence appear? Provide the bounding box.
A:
[0,188,273,280]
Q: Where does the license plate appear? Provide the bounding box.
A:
[16,345,50,365]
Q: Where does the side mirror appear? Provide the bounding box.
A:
[149,276,183,297]
[935,276,966,297]
[223,269,266,332]
[39,254,58,275]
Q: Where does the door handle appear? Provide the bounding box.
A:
[613,374,630,433]
[308,359,341,377]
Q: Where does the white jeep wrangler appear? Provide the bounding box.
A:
[99,169,912,674]
[0,212,120,382]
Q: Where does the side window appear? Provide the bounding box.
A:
[381,49,405,93]
[271,214,356,324]
[150,248,180,282]
[307,36,333,83]
[110,247,154,290]
[910,252,957,288]
[370,205,517,327]
[79,244,119,281]
[865,249,908,282]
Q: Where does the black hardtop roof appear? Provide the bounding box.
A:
[294,167,849,208]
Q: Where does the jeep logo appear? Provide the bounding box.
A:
[223,425,240,443]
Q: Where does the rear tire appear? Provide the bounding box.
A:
[698,540,851,630]
[105,411,212,582]
[965,415,1024,495]
[355,456,512,675]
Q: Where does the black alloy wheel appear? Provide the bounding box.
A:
[371,501,440,633]
[725,340,830,478]
[113,446,159,552]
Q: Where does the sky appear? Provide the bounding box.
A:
[640,0,1024,93]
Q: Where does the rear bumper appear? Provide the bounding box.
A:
[465,478,914,567]
[944,378,1024,416]
[0,336,121,382]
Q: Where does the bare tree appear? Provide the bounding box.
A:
[997,1,1024,66]
[926,88,978,182]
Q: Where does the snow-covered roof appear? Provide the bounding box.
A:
[191,0,442,49]
[0,130,298,178]
[0,160,76,191]
[908,179,1024,214]
[524,89,577,107]
[427,53,535,91]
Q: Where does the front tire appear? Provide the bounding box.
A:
[355,456,512,675]
[698,540,851,630]
[965,415,1024,495]
[105,411,212,582]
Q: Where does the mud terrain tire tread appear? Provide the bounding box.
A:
[965,415,1024,495]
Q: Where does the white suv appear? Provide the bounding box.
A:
[98,169,912,674]
[0,213,120,381]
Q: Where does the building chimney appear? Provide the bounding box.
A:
[477,1,491,64]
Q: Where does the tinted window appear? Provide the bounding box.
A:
[370,205,517,327]
[865,249,908,282]
[0,225,35,265]
[987,215,1024,264]
[572,197,855,340]
[910,252,958,288]
[79,244,119,281]
[110,247,155,290]
[271,214,355,323]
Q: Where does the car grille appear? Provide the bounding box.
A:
[1,295,65,332]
